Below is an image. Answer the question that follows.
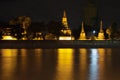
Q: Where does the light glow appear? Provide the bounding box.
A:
[59,36,72,40]
[93,30,96,34]
[2,36,17,40]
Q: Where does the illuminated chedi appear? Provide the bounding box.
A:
[59,10,74,40]
[97,20,105,40]
[62,10,69,30]
[79,22,86,40]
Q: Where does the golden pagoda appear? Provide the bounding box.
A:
[79,22,86,40]
[61,10,71,35]
[59,10,74,40]
[97,20,105,40]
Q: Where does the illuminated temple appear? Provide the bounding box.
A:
[59,10,74,40]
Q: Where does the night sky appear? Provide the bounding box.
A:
[0,0,120,29]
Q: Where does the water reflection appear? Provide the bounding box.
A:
[79,48,87,70]
[19,49,27,77]
[79,48,88,80]
[56,48,74,80]
[1,49,18,57]
[89,49,99,80]
[0,49,18,80]
[34,49,42,71]
[89,48,112,80]
[98,48,107,80]
[0,48,119,80]
[106,48,112,62]
[20,49,27,56]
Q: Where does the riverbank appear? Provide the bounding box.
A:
[0,40,120,48]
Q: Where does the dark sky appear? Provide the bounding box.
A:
[0,0,120,29]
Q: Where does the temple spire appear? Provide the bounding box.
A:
[79,21,86,40]
[59,10,73,40]
[100,20,103,32]
[62,10,69,29]
[81,21,85,33]
[97,20,105,40]
[63,10,66,18]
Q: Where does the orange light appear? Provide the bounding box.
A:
[2,36,17,40]
[59,36,72,40]
[57,48,74,80]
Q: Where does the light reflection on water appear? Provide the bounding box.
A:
[0,48,120,80]
[57,48,74,80]
[89,49,99,80]
[0,49,18,80]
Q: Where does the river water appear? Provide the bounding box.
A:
[0,48,120,80]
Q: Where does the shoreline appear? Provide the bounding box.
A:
[0,40,120,49]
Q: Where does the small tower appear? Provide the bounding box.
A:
[97,20,105,40]
[79,22,86,40]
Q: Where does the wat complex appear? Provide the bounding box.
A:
[0,0,119,40]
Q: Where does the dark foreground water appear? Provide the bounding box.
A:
[0,48,120,80]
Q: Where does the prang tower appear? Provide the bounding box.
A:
[61,10,71,35]
[59,10,74,40]
[62,10,69,29]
